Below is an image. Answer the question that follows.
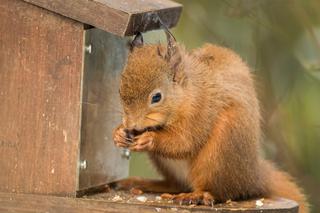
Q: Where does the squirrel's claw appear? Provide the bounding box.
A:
[161,191,215,206]
[113,126,132,148]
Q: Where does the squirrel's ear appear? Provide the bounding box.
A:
[130,32,143,51]
[164,30,180,64]
[164,30,184,84]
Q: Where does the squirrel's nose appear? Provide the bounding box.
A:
[125,121,141,131]
[124,124,137,132]
[124,117,137,129]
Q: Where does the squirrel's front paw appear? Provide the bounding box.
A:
[130,131,155,152]
[113,126,131,148]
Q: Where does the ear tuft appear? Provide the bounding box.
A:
[164,30,177,61]
[164,30,181,68]
[163,29,183,83]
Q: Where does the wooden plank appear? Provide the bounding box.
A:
[0,0,84,196]
[21,0,182,36]
[79,28,129,190]
[0,192,299,213]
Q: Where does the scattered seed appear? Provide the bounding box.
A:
[256,199,264,207]
[112,195,123,202]
[226,199,232,204]
[155,207,161,212]
[136,196,148,202]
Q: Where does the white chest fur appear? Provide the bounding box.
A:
[158,157,190,185]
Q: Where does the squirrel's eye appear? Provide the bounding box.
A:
[151,92,162,104]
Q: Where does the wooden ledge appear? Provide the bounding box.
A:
[21,0,182,36]
[0,191,299,212]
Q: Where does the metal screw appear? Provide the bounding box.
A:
[85,44,92,54]
[121,149,131,160]
[79,160,87,170]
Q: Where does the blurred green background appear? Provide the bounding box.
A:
[129,0,320,212]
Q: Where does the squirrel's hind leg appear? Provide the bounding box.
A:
[161,191,215,206]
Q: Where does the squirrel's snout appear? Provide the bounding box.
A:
[123,116,144,132]
[124,123,140,132]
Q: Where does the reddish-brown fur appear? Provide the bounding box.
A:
[113,41,309,212]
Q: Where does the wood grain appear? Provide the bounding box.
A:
[0,191,299,213]
[0,0,84,196]
[21,0,182,36]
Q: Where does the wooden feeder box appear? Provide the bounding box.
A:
[0,0,299,212]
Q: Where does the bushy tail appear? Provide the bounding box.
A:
[263,160,309,213]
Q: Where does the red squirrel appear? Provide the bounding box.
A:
[112,32,309,212]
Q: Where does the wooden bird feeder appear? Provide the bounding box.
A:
[0,0,299,212]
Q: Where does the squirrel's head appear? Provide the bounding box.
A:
[119,32,186,132]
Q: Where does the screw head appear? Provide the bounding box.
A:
[121,149,131,160]
[85,45,92,54]
[79,160,87,170]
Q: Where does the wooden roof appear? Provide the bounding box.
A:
[22,0,182,37]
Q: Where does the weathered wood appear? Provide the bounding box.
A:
[21,0,183,36]
[0,192,299,213]
[0,0,84,196]
[79,28,129,191]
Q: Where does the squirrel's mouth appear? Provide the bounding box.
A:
[125,125,163,139]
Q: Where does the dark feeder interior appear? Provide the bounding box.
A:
[0,0,299,212]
